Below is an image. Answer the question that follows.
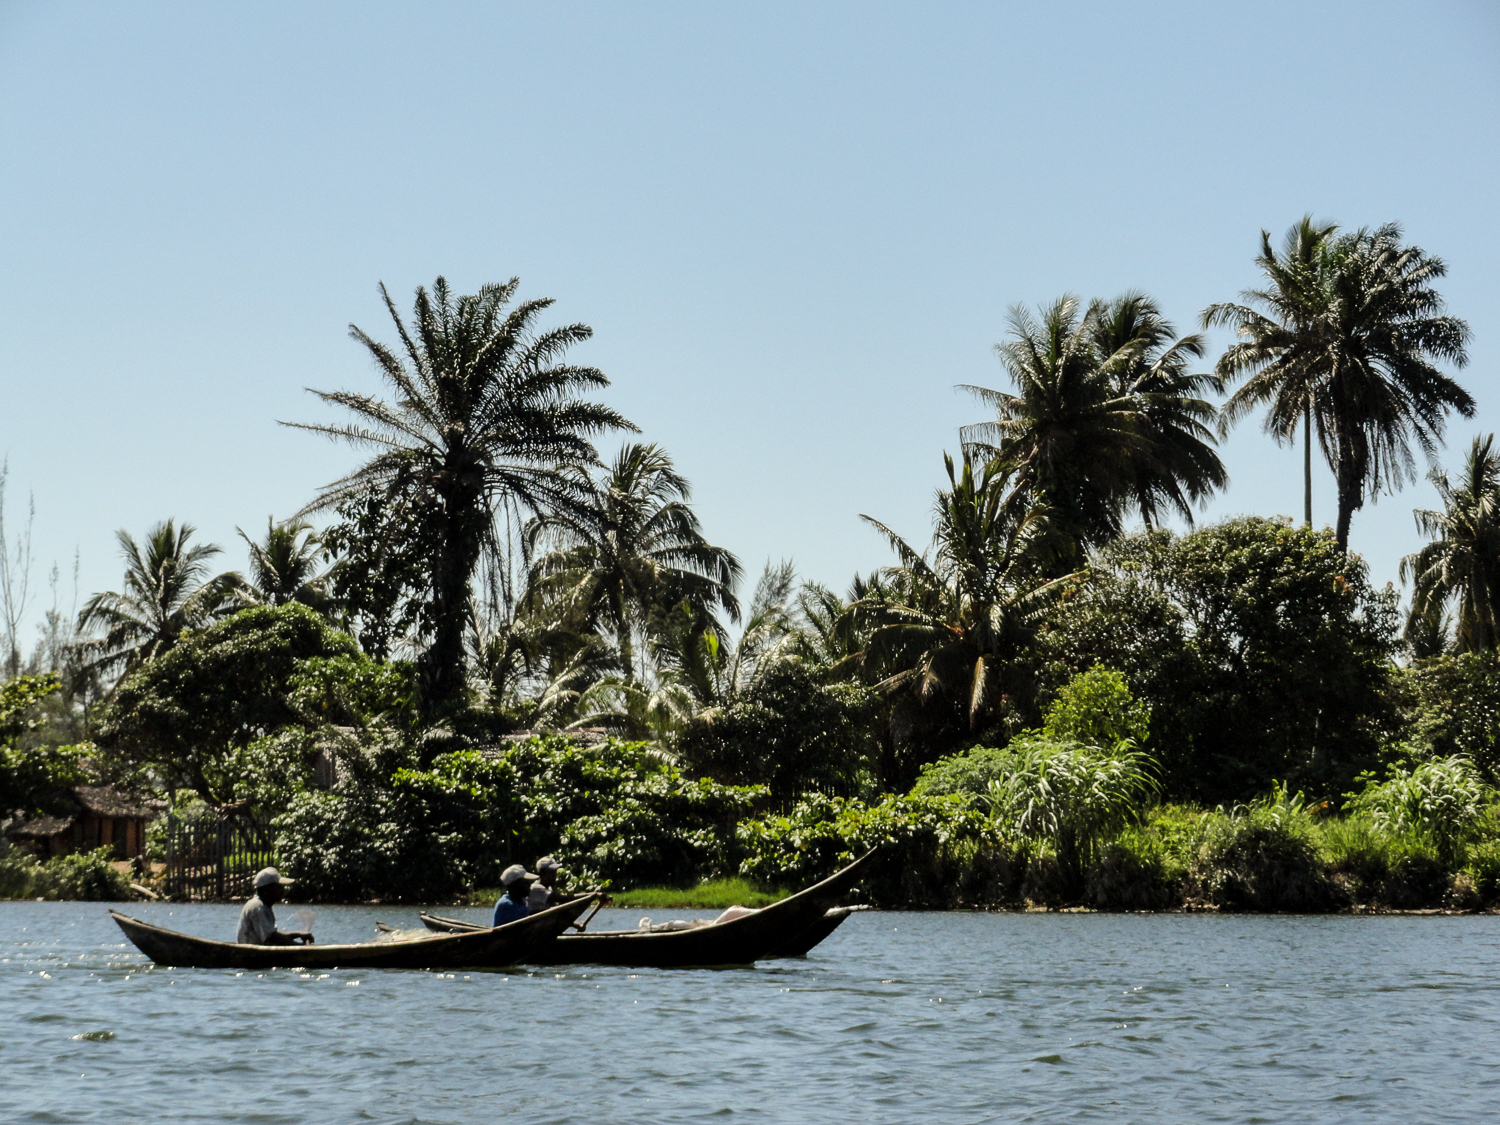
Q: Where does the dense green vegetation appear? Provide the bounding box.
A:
[4,223,1500,911]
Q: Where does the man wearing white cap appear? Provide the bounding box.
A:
[237,868,315,945]
[528,856,564,911]
[491,864,537,927]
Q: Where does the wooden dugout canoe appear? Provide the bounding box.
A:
[420,902,862,958]
[421,850,875,968]
[109,894,599,971]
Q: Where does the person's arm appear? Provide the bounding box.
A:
[261,929,315,945]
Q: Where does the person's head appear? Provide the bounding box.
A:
[536,856,562,888]
[252,867,293,904]
[500,864,536,900]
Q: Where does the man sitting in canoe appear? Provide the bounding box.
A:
[237,868,315,946]
[492,864,537,926]
[528,855,565,911]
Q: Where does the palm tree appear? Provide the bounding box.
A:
[1402,434,1500,653]
[961,294,1226,564]
[286,276,634,713]
[961,297,1135,556]
[525,442,740,683]
[1205,218,1473,549]
[792,574,876,677]
[661,559,798,706]
[1089,293,1228,527]
[853,453,1081,732]
[74,520,239,684]
[235,518,334,611]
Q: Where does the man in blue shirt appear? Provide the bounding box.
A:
[492,864,537,927]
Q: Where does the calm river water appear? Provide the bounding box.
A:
[2,902,1498,1123]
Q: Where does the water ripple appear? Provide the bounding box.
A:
[2,905,1499,1121]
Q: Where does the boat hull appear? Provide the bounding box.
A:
[109,895,598,970]
[422,850,874,968]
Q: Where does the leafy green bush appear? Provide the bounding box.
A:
[273,734,766,900]
[985,734,1158,891]
[1040,519,1399,803]
[1391,654,1500,783]
[94,604,362,805]
[736,793,1013,907]
[0,843,131,901]
[911,745,1016,802]
[1084,826,1183,910]
[1316,813,1456,908]
[672,660,880,803]
[1042,666,1150,747]
[1186,804,1339,912]
[1462,840,1500,904]
[1345,755,1486,862]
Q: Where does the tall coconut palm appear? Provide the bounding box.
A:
[74,520,240,684]
[525,442,740,683]
[235,518,334,612]
[1090,292,1228,527]
[1402,434,1500,653]
[961,294,1226,564]
[1205,219,1473,549]
[286,276,634,713]
[961,297,1136,556]
[853,453,1081,731]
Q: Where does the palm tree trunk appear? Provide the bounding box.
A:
[1334,464,1360,552]
[417,488,478,726]
[1303,400,1313,529]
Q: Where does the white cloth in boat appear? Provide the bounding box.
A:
[636,904,760,933]
[237,895,277,944]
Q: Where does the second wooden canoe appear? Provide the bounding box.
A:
[421,850,874,968]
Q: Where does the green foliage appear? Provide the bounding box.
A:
[287,654,420,734]
[273,734,765,901]
[1041,666,1150,747]
[0,673,60,741]
[94,604,361,805]
[1083,829,1181,911]
[736,793,1006,907]
[0,741,89,818]
[911,745,1016,802]
[1185,803,1339,912]
[1317,814,1449,908]
[559,772,763,888]
[1345,755,1486,861]
[0,674,87,816]
[1462,839,1500,903]
[1391,654,1500,783]
[673,660,879,803]
[1403,434,1500,654]
[854,452,1083,769]
[985,734,1158,890]
[1042,518,1399,802]
[0,842,131,901]
[321,491,431,662]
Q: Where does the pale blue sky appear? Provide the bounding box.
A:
[1,1,1497,643]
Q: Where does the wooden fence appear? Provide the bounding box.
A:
[161,813,274,901]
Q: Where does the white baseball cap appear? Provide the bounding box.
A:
[252,867,293,889]
[500,864,537,887]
